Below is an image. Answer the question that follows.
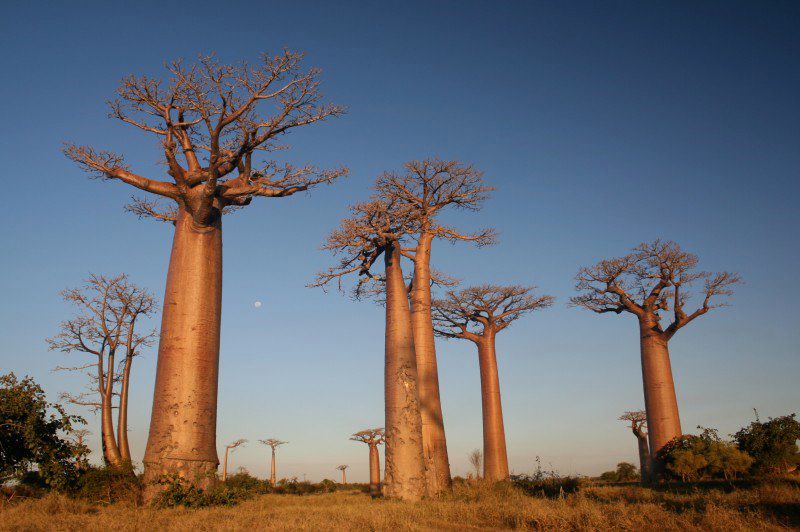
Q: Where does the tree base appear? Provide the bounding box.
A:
[142,458,218,504]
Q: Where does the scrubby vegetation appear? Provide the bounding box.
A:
[1,478,799,530]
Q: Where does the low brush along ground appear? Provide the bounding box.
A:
[2,479,799,531]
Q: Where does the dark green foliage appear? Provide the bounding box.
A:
[224,471,269,494]
[73,465,141,505]
[0,373,84,490]
[154,475,253,508]
[733,412,800,475]
[658,427,754,482]
[598,462,639,482]
[510,457,581,498]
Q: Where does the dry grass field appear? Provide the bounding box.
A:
[2,479,799,531]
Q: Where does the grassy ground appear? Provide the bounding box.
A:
[1,479,799,531]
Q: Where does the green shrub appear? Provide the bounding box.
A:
[154,475,252,508]
[659,427,754,482]
[733,412,800,475]
[72,465,141,505]
[510,457,581,498]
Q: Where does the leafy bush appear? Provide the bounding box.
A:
[598,462,640,482]
[659,427,754,482]
[733,412,800,475]
[0,373,85,490]
[153,475,252,508]
[510,457,581,498]
[72,466,141,505]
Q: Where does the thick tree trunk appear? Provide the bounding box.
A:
[101,390,123,467]
[369,444,381,497]
[117,355,133,464]
[410,233,452,495]
[270,449,276,486]
[143,208,222,501]
[101,350,123,467]
[382,240,427,501]
[341,469,347,484]
[639,319,681,477]
[477,333,509,481]
[636,430,651,483]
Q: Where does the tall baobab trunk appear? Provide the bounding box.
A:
[477,332,509,481]
[222,446,230,482]
[341,468,347,484]
[144,208,222,499]
[410,232,452,495]
[639,319,681,473]
[101,351,123,467]
[635,428,651,483]
[383,241,427,501]
[369,443,381,497]
[270,448,277,486]
[117,353,133,463]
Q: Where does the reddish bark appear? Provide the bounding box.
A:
[433,284,553,482]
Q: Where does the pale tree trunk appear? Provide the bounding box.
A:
[143,208,222,500]
[222,447,229,482]
[410,232,452,495]
[477,333,509,481]
[270,448,276,486]
[639,318,681,477]
[117,354,133,464]
[369,444,381,497]
[101,350,123,467]
[382,240,427,501]
[635,429,651,483]
[341,469,347,484]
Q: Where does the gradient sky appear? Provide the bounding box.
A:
[1,1,798,482]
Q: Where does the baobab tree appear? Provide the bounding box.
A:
[351,428,385,496]
[433,285,554,481]
[571,240,740,473]
[222,439,247,482]
[314,198,427,501]
[374,158,495,494]
[63,51,346,496]
[259,438,287,486]
[619,411,650,483]
[48,274,156,469]
[336,464,349,484]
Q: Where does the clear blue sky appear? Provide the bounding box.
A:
[1,1,797,481]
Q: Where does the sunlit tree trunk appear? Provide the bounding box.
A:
[270,448,277,486]
[639,318,681,475]
[117,354,133,463]
[636,429,651,483]
[222,446,230,482]
[383,241,427,501]
[369,443,381,497]
[476,332,509,481]
[410,232,452,495]
[143,208,222,500]
[101,350,123,467]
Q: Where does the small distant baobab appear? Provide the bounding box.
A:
[351,428,385,496]
[259,438,287,486]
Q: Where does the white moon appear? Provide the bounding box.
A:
[253,301,262,308]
